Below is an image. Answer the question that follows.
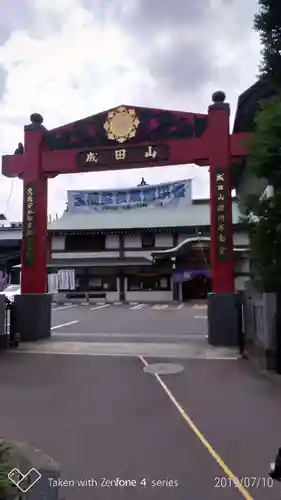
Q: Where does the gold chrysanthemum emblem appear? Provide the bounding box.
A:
[104,106,140,143]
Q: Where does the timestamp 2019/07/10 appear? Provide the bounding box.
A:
[214,476,273,489]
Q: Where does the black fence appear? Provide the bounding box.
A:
[240,284,281,371]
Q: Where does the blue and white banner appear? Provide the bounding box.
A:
[68,179,192,212]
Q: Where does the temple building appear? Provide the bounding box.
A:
[44,178,250,303]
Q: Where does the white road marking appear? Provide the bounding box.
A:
[90,304,110,311]
[52,305,77,311]
[51,320,79,330]
[130,303,147,310]
[138,356,252,500]
[152,304,169,310]
[194,316,208,319]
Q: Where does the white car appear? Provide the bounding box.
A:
[0,284,21,303]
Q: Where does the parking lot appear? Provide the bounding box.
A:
[1,302,281,499]
[50,301,208,336]
[44,301,229,359]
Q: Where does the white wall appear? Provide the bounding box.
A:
[234,254,251,291]
[233,231,249,247]
[124,250,153,260]
[124,235,141,248]
[105,277,120,302]
[235,257,250,275]
[51,236,65,250]
[155,234,173,247]
[0,220,10,227]
[0,229,22,240]
[125,291,173,302]
[105,291,120,302]
[105,234,119,249]
[235,276,250,291]
[51,251,119,259]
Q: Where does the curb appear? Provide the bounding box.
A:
[258,368,281,386]
[241,351,281,386]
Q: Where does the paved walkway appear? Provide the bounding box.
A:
[0,350,281,499]
[15,338,237,358]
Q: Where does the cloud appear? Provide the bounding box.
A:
[0,0,31,44]
[0,0,261,221]
[0,68,7,96]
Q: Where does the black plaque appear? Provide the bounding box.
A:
[23,183,36,267]
[213,168,229,262]
[76,144,169,168]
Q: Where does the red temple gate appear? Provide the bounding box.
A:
[1,91,252,344]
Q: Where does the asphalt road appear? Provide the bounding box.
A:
[0,303,280,499]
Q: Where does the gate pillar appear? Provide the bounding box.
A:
[21,114,48,294]
[207,92,239,347]
[18,114,51,341]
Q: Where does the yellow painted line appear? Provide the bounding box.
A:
[139,355,254,500]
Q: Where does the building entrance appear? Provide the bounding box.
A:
[181,275,212,301]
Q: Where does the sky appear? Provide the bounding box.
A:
[0,0,261,221]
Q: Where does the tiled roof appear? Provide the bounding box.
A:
[48,200,242,231]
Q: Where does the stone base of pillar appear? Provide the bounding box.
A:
[207,292,240,347]
[14,293,52,342]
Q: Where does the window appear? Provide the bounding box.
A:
[74,274,117,291]
[88,276,117,291]
[65,234,105,251]
[141,233,155,248]
[127,275,171,291]
[102,276,117,291]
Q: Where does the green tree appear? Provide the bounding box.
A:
[242,0,281,293]
[241,0,281,372]
[0,441,18,499]
[254,0,281,88]
[243,97,281,291]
